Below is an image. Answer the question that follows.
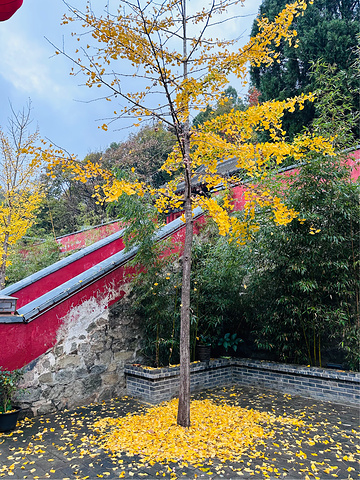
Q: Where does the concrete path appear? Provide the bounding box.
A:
[0,385,359,479]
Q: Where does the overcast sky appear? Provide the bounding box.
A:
[0,0,263,159]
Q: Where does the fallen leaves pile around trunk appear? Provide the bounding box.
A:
[89,398,303,465]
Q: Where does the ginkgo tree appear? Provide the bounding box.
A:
[53,0,334,427]
[0,104,55,288]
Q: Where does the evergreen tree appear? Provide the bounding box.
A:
[192,86,246,128]
[250,0,359,138]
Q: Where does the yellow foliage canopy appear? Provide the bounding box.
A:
[62,0,309,123]
[51,94,334,244]
[0,117,58,284]
[52,1,335,245]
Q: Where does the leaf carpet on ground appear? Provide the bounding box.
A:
[90,398,303,465]
[0,386,359,479]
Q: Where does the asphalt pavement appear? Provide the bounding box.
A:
[0,385,359,480]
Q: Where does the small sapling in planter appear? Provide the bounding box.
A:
[218,333,243,356]
[0,367,24,432]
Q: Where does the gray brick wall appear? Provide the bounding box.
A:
[231,359,359,405]
[124,358,359,406]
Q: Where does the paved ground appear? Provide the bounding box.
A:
[0,385,359,480]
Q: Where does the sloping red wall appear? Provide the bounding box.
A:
[0,219,204,370]
[12,234,126,308]
[0,267,133,371]
[56,221,123,253]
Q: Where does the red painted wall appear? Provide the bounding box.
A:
[0,217,205,370]
[56,222,123,253]
[0,266,133,370]
[11,234,126,308]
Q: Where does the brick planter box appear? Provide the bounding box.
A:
[124,358,359,406]
[125,358,232,404]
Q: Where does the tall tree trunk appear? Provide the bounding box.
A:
[176,0,192,428]
[0,232,9,289]
[177,143,193,427]
[0,262,6,290]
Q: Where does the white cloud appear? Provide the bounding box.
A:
[0,29,72,108]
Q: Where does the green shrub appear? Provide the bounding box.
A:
[0,367,24,413]
[130,219,247,366]
[242,153,360,370]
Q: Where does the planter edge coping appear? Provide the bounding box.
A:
[124,358,359,384]
[124,358,232,379]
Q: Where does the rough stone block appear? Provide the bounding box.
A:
[22,388,42,403]
[55,369,74,385]
[50,383,66,398]
[74,367,89,379]
[82,374,102,395]
[90,341,106,353]
[38,372,53,384]
[114,351,134,362]
[55,345,64,356]
[107,362,118,373]
[37,402,56,416]
[98,350,112,365]
[90,364,107,375]
[57,355,82,370]
[98,387,116,402]
[68,380,83,397]
[102,373,119,385]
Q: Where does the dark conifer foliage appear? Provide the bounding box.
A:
[250,0,359,138]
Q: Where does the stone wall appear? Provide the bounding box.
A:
[125,358,360,406]
[18,293,143,416]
